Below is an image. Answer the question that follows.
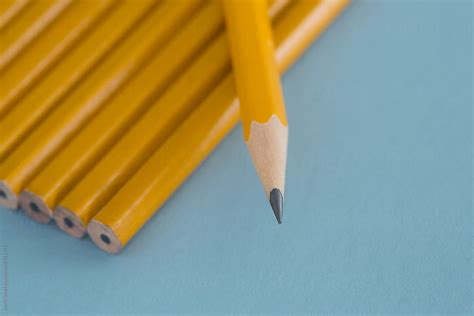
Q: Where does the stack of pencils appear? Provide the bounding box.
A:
[0,0,348,253]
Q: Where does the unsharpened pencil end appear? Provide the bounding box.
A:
[269,188,283,224]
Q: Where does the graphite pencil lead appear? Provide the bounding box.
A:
[269,188,283,224]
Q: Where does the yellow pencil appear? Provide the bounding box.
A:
[222,0,288,223]
[88,0,349,253]
[0,0,57,56]
[55,0,288,238]
[20,0,221,224]
[0,0,73,69]
[0,0,202,209]
[0,0,116,117]
[0,0,152,158]
[0,0,31,30]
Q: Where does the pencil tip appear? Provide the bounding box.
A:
[269,188,283,224]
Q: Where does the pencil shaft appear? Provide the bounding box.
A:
[0,0,73,70]
[0,0,55,56]
[21,1,220,222]
[222,0,290,221]
[0,0,202,208]
[89,0,349,253]
[0,0,150,159]
[222,0,287,139]
[57,0,287,237]
[0,0,30,27]
[0,0,115,114]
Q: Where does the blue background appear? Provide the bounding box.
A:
[0,0,472,314]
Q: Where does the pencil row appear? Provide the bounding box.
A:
[0,0,348,253]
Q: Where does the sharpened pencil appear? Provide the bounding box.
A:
[88,0,349,253]
[55,0,288,238]
[222,0,288,223]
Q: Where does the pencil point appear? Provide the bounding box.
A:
[269,188,283,224]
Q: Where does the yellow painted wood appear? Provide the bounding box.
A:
[0,0,16,16]
[0,0,30,28]
[267,0,290,19]
[0,0,50,52]
[0,0,69,58]
[58,0,286,235]
[0,0,115,118]
[25,0,222,215]
[0,0,203,202]
[0,0,113,103]
[222,0,287,140]
[89,0,350,253]
[0,0,147,158]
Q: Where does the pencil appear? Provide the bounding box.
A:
[20,0,222,224]
[222,0,288,223]
[0,0,202,210]
[0,0,57,56]
[88,0,349,253]
[55,0,289,238]
[0,0,73,70]
[0,0,31,30]
[0,0,116,117]
[0,0,153,159]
